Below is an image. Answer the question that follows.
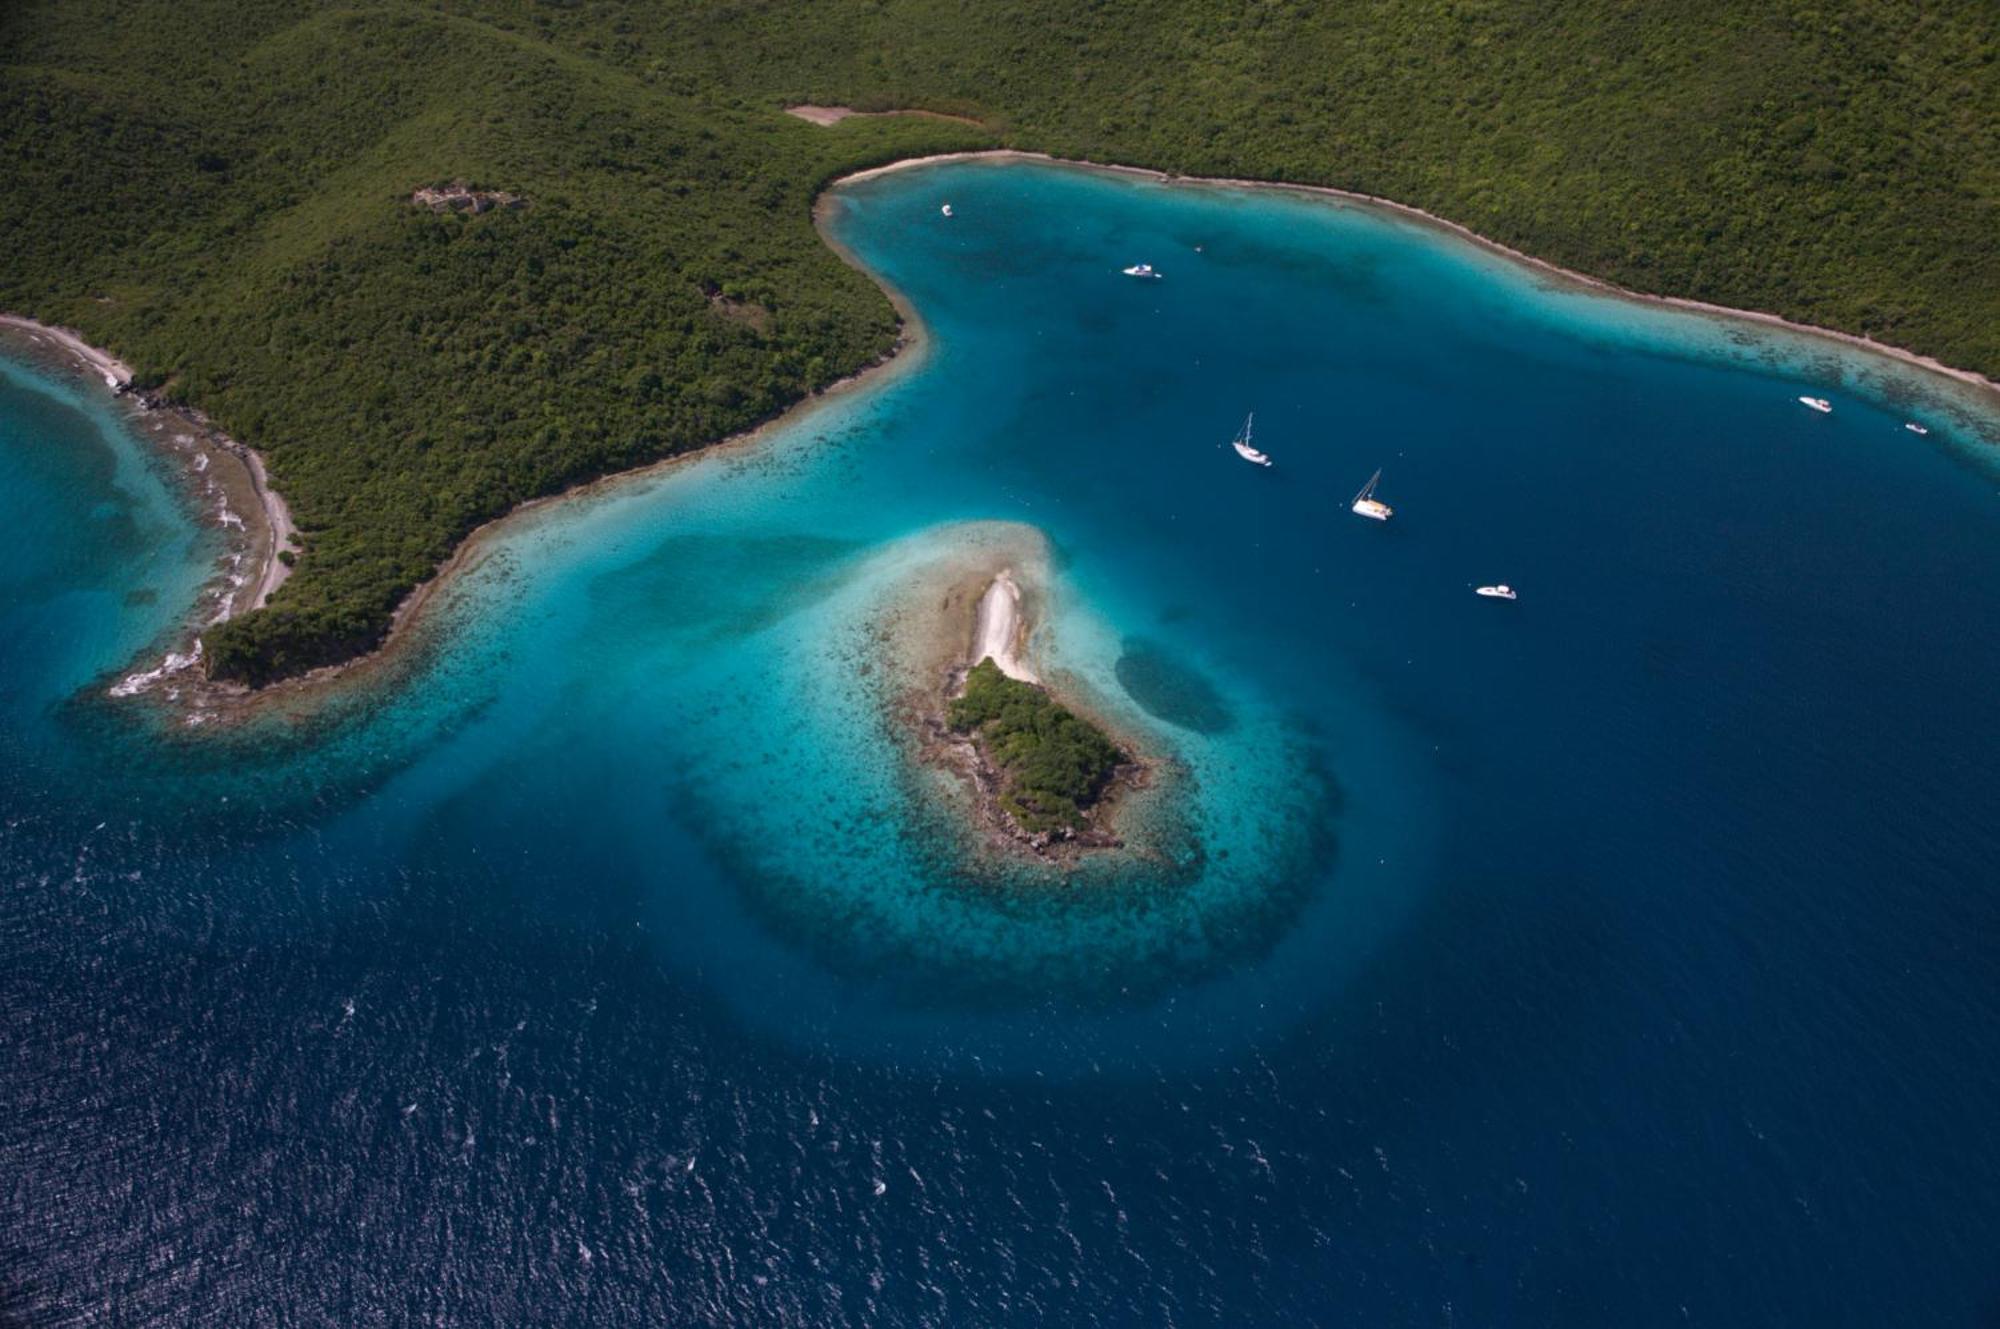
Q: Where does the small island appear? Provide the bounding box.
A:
[858,521,1165,861]
[865,527,1152,858]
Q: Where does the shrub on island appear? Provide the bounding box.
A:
[947,658,1122,834]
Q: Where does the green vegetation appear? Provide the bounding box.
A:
[949,658,1123,833]
[0,4,992,682]
[2,1,1994,682]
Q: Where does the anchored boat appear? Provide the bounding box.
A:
[1798,396,1833,414]
[1351,469,1393,521]
[1475,584,1518,600]
[1230,413,1272,467]
[1122,263,1162,280]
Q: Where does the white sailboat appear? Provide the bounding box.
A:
[1351,468,1393,521]
[1230,413,1271,466]
[1905,421,1930,436]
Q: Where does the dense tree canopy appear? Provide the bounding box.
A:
[949,659,1124,833]
[2,0,1993,682]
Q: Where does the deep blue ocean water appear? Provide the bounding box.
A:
[4,160,1999,1325]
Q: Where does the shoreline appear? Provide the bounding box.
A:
[832,151,2000,405]
[241,448,296,609]
[0,316,294,644]
[13,143,1998,721]
[120,227,932,726]
[0,176,931,725]
[224,178,931,722]
[0,314,134,390]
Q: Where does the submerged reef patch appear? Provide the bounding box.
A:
[649,519,1342,1009]
[1115,636,1236,735]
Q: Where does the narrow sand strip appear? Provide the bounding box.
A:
[241,448,296,608]
[0,314,133,389]
[973,569,1037,682]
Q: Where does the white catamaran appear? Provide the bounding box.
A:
[1230,413,1272,467]
[1351,468,1393,521]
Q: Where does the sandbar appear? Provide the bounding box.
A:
[971,570,1037,682]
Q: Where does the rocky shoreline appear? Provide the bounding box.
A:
[0,164,932,730]
[117,383,297,618]
[0,317,299,713]
[917,665,1152,860]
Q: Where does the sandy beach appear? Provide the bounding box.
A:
[971,570,1037,682]
[877,522,1049,696]
[239,447,296,608]
[0,314,134,390]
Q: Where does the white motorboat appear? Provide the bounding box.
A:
[1351,468,1393,521]
[1798,396,1832,414]
[1230,413,1271,467]
[1475,584,1518,600]
[1122,263,1162,280]
[941,203,953,217]
[1905,421,1929,436]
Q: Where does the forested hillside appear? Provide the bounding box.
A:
[2,1,1993,684]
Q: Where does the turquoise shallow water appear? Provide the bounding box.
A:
[4,161,2000,1324]
[0,355,215,733]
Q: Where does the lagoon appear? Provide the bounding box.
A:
[3,159,1998,1324]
